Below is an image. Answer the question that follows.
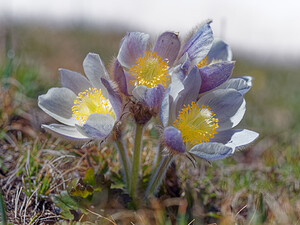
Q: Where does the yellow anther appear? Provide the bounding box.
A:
[129,51,170,88]
[196,56,209,68]
[72,88,114,125]
[173,102,219,146]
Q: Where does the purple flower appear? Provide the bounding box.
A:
[114,21,216,111]
[38,53,122,142]
[160,67,258,161]
[176,36,235,94]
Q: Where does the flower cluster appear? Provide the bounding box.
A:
[38,21,258,200]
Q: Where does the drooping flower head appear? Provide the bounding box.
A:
[160,65,258,160]
[38,53,122,142]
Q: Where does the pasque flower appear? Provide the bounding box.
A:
[146,65,257,197]
[38,53,122,142]
[113,21,223,111]
[160,66,258,160]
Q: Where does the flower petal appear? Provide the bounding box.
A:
[112,60,129,96]
[38,87,76,126]
[132,84,165,110]
[197,89,245,131]
[124,71,135,95]
[199,61,235,93]
[174,67,202,115]
[83,53,109,97]
[117,32,150,69]
[207,39,232,62]
[42,124,90,142]
[169,65,185,100]
[179,21,214,67]
[59,68,91,95]
[153,32,181,67]
[160,87,172,127]
[217,76,253,95]
[176,52,192,75]
[212,129,259,152]
[163,126,186,154]
[101,78,123,119]
[79,113,115,139]
[189,142,233,161]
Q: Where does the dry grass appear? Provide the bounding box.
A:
[1,23,300,224]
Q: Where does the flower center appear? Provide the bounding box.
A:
[72,88,115,125]
[173,102,219,146]
[196,56,209,68]
[129,51,170,88]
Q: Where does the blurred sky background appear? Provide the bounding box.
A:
[1,0,300,66]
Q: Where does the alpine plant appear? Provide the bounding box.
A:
[38,21,258,201]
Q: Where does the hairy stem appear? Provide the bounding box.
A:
[130,123,144,202]
[146,154,174,198]
[114,140,131,188]
[153,143,164,170]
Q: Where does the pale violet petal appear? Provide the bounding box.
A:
[38,87,76,126]
[101,78,123,119]
[163,126,186,154]
[59,68,91,95]
[197,89,245,131]
[199,61,235,93]
[176,52,192,75]
[212,129,259,152]
[189,142,233,161]
[164,65,184,123]
[207,39,232,62]
[174,67,202,116]
[217,76,253,95]
[117,32,150,69]
[153,32,181,67]
[132,84,165,110]
[132,85,148,102]
[42,124,90,142]
[144,85,165,110]
[112,60,129,96]
[160,87,172,127]
[169,65,185,100]
[179,21,214,67]
[83,53,108,97]
[124,71,135,95]
[80,113,115,139]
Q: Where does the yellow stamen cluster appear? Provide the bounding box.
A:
[129,51,170,88]
[173,102,219,146]
[196,56,209,68]
[72,88,115,125]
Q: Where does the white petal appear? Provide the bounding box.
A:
[117,32,149,69]
[174,67,201,117]
[124,71,135,95]
[132,85,148,102]
[78,113,115,139]
[207,39,232,62]
[197,89,245,131]
[160,87,172,127]
[189,142,233,161]
[217,76,252,95]
[38,87,76,126]
[42,124,90,142]
[83,53,108,97]
[169,65,185,101]
[212,129,259,152]
[59,68,91,95]
[179,21,214,67]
